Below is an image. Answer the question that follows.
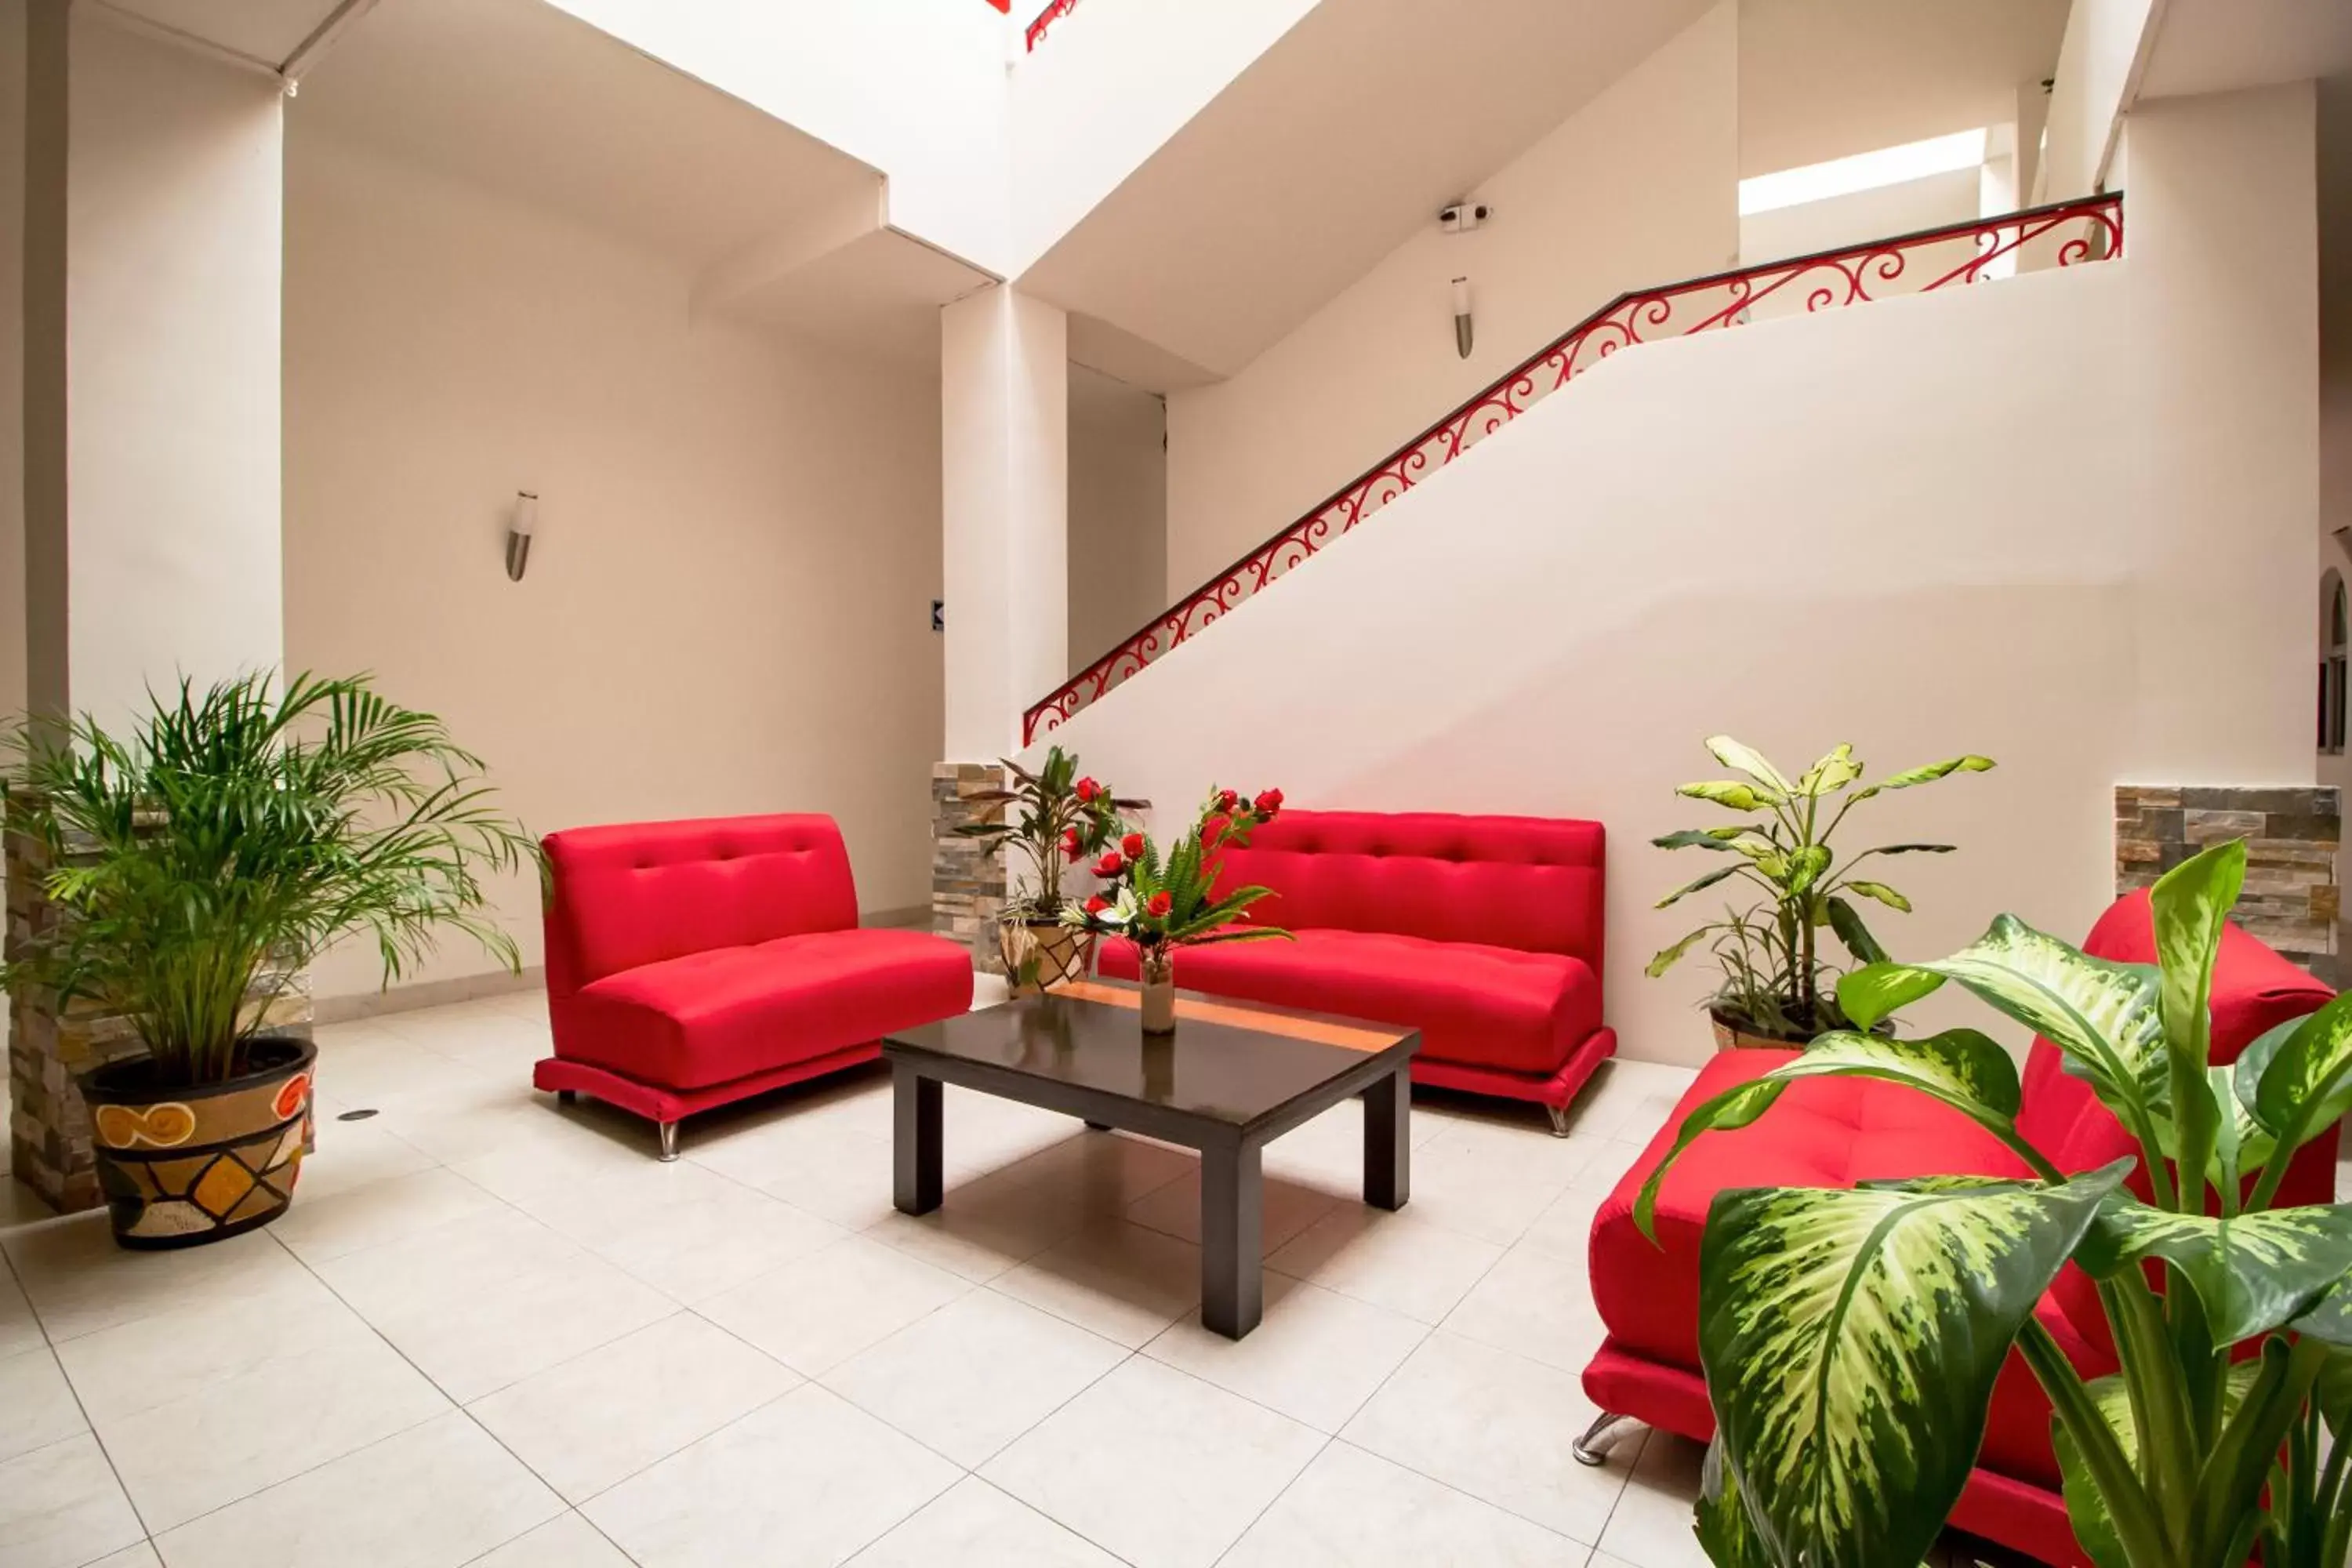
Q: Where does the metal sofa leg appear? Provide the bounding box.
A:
[658,1120,681,1162]
[1546,1103,1573,1138]
[1573,1412,1641,1467]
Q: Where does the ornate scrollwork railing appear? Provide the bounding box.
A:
[1024,192,2124,745]
[1026,0,1082,49]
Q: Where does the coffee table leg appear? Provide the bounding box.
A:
[1201,1141,1263,1339]
[1365,1065,1410,1210]
[893,1067,942,1215]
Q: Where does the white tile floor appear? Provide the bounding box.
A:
[0,990,2005,1568]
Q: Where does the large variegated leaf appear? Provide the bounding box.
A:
[1695,1441,1776,1568]
[2250,989,2352,1174]
[1706,736,1794,797]
[1658,864,1748,909]
[2076,1200,2352,1341]
[2054,1363,2263,1568]
[2150,840,2245,1212]
[1681,781,1780,814]
[1839,917,2165,1126]
[1798,745,1861,797]
[1698,1164,2127,1568]
[1633,1029,2027,1240]
[1849,755,1997,801]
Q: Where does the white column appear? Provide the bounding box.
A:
[940,284,1068,759]
[24,2,285,733]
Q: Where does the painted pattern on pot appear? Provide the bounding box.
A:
[80,1036,316,1249]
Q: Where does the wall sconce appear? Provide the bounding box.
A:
[1451,277,1474,360]
[505,492,537,582]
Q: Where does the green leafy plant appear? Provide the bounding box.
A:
[0,672,537,1087]
[1063,785,1292,975]
[1641,836,2352,1568]
[954,746,1144,922]
[1646,736,1994,1041]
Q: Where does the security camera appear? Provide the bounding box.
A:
[1439,201,1491,234]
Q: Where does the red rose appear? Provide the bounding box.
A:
[1093,851,1124,877]
[1216,789,1239,812]
[1075,776,1102,804]
[1146,891,1174,918]
[1084,894,1110,916]
[1253,788,1283,818]
[1061,829,1083,862]
[1121,832,1145,859]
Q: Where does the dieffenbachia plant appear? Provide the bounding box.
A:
[1640,836,2352,1568]
[1646,737,1994,1042]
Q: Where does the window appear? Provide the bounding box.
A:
[2322,574,2347,754]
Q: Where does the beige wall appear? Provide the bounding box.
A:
[1045,82,2321,1069]
[285,132,945,1000]
[1067,365,1166,673]
[1162,2,1738,595]
[0,0,22,728]
[1737,166,1982,267]
[2038,0,2155,201]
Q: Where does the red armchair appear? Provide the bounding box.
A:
[533,814,974,1160]
[1578,890,2337,1567]
[1100,811,1614,1129]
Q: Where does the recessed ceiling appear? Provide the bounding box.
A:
[1016,0,1714,383]
[2140,0,2352,101]
[1739,0,2070,177]
[98,0,346,69]
[290,0,883,274]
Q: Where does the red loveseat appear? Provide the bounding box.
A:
[1100,811,1614,1130]
[534,814,974,1160]
[1580,891,2338,1567]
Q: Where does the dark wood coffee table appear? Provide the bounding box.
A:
[882,978,1418,1339]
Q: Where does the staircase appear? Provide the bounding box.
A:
[1024,193,2123,746]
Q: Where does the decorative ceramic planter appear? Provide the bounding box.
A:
[78,1034,316,1250]
[997,918,1098,996]
[1139,951,1176,1034]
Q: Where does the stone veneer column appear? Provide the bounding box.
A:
[6,825,314,1212]
[2115,786,2341,982]
[933,763,1009,975]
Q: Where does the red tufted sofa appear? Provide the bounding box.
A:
[1580,890,2338,1567]
[534,814,974,1160]
[1099,810,1614,1129]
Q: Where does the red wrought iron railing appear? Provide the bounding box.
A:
[1023,193,2123,745]
[1025,0,1081,49]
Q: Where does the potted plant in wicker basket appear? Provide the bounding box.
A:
[1646,735,1993,1050]
[955,746,1145,993]
[2,673,535,1249]
[1066,785,1290,1032]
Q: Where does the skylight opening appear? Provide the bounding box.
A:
[1738,129,1991,217]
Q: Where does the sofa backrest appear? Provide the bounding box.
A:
[542,814,859,998]
[2014,888,2336,1174]
[1211,811,1606,969]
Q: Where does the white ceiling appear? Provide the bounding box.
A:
[99,0,348,70]
[1016,0,1715,383]
[1738,0,2069,177]
[2140,0,2352,100]
[289,0,989,362]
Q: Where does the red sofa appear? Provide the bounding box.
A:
[534,814,974,1160]
[1100,810,1614,1130]
[1580,891,2337,1567]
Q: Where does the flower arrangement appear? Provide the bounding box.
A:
[1063,785,1291,1029]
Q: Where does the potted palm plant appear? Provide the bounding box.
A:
[1639,837,2352,1568]
[1646,735,1994,1048]
[2,673,535,1249]
[955,746,1145,993]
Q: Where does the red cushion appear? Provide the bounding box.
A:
[557,928,972,1091]
[1211,811,1605,965]
[543,815,860,996]
[1592,1048,2035,1374]
[1100,928,1601,1077]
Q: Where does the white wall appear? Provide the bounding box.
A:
[285,132,946,999]
[2038,0,2155,201]
[1738,166,1981,267]
[32,8,283,731]
[1068,365,1167,673]
[542,0,1010,270]
[1006,0,1318,278]
[0,0,23,728]
[1045,82,2320,1069]
[1162,3,1738,593]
